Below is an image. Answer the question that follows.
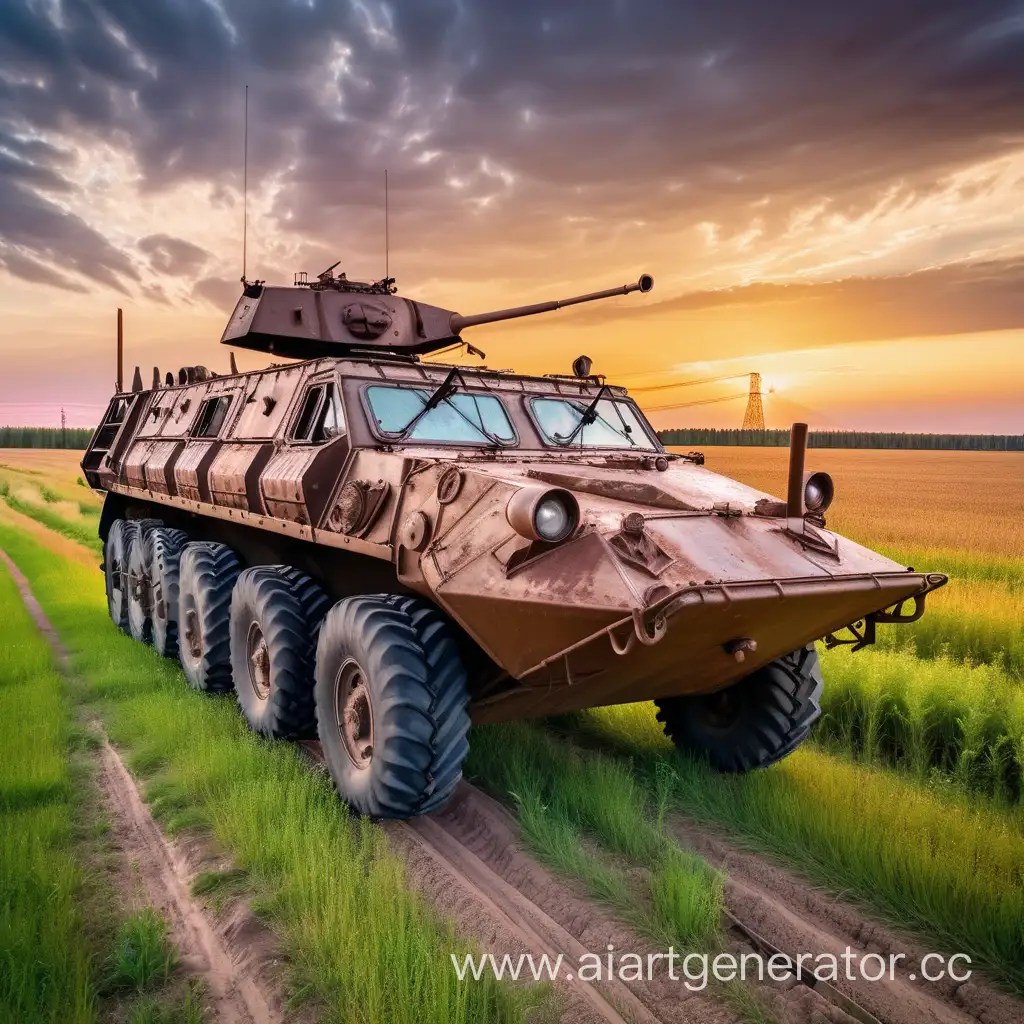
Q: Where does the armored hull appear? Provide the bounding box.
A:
[83,270,946,818]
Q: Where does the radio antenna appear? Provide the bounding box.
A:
[242,84,249,284]
[384,168,389,282]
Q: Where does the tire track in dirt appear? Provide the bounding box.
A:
[303,743,893,1024]
[418,780,863,1024]
[1,548,282,1024]
[300,745,657,1024]
[669,816,1022,1024]
[392,814,645,1024]
[97,738,280,1024]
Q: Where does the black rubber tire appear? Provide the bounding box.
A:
[230,566,331,739]
[314,595,471,818]
[125,520,162,644]
[177,542,241,693]
[105,519,137,633]
[654,644,824,773]
[147,527,190,658]
[390,596,472,813]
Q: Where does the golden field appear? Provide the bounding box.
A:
[666,446,1024,675]
[672,446,1024,560]
[4,446,1022,556]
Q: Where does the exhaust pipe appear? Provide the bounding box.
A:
[787,422,808,521]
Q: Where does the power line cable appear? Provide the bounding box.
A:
[642,392,749,412]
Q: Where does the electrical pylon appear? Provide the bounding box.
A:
[741,373,765,430]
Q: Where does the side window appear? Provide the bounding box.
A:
[292,383,346,443]
[193,395,232,438]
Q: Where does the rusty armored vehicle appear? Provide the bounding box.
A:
[83,264,947,818]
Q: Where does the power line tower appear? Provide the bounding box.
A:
[61,407,67,448]
[741,373,765,430]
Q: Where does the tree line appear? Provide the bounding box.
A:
[4,423,1022,453]
[658,428,1024,450]
[0,427,94,449]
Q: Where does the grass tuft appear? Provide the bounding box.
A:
[818,644,1024,802]
[125,979,207,1024]
[111,909,180,992]
[650,848,724,947]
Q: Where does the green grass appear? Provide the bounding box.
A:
[0,523,546,1024]
[818,645,1024,802]
[876,543,1024,592]
[0,556,98,1023]
[563,702,1024,994]
[650,848,725,948]
[876,586,1024,681]
[0,481,103,555]
[860,542,1024,679]
[110,910,179,992]
[466,721,724,948]
[125,979,206,1024]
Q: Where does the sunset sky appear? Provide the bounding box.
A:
[1,1,1023,432]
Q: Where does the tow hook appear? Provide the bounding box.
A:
[609,607,668,656]
[724,637,757,663]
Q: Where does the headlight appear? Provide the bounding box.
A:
[803,471,834,513]
[535,497,572,541]
[506,486,580,543]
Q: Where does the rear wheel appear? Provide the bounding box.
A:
[147,528,190,657]
[230,566,331,739]
[314,595,471,818]
[654,644,824,772]
[105,519,137,633]
[177,542,240,692]
[125,520,162,643]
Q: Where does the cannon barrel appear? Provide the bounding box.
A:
[449,274,653,333]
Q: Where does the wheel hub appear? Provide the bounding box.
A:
[183,606,202,662]
[246,621,271,700]
[701,689,743,731]
[110,557,126,606]
[335,660,373,770]
[129,570,151,612]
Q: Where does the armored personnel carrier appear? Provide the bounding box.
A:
[83,265,946,818]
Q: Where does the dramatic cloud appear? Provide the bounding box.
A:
[1,0,1023,297]
[2,0,1024,431]
[192,275,241,311]
[138,234,210,277]
[0,248,88,292]
[555,258,1024,344]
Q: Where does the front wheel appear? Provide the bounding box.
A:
[654,644,824,772]
[314,595,471,818]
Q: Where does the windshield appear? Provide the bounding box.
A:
[366,385,516,445]
[531,396,658,450]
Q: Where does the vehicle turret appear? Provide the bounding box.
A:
[220,265,654,360]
